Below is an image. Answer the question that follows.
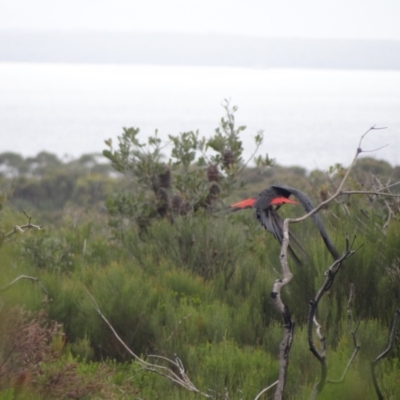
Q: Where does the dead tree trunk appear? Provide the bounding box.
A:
[271,219,295,400]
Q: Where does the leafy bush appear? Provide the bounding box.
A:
[103,101,274,235]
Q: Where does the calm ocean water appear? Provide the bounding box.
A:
[1,62,399,171]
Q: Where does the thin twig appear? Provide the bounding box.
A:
[254,380,279,400]
[340,190,400,198]
[361,143,389,153]
[287,126,388,226]
[308,243,357,400]
[0,275,49,295]
[4,210,43,242]
[371,309,400,400]
[86,290,211,397]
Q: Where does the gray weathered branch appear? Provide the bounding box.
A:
[254,380,279,400]
[271,218,295,400]
[0,275,48,295]
[285,126,393,227]
[308,239,357,400]
[269,127,386,399]
[86,290,211,398]
[4,210,43,243]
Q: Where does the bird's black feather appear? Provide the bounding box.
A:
[271,184,340,260]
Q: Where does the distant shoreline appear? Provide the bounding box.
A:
[1,31,400,70]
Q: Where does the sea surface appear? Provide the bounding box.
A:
[1,62,399,171]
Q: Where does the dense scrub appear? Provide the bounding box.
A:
[1,109,400,398]
[1,189,399,398]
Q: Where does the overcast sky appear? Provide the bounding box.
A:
[1,0,400,40]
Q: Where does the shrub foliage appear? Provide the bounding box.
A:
[0,104,399,399]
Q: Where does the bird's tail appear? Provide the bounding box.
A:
[258,208,309,267]
[288,230,310,267]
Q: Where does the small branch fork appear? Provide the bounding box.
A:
[285,126,397,227]
[371,309,400,400]
[4,210,43,243]
[86,290,212,398]
[308,239,359,400]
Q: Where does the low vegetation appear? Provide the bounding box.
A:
[0,105,399,399]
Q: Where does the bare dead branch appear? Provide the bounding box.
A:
[254,380,279,400]
[270,129,382,399]
[327,344,360,386]
[308,239,357,400]
[363,175,400,231]
[340,190,400,198]
[371,309,400,400]
[286,127,389,227]
[4,223,43,240]
[271,128,390,399]
[86,290,211,398]
[4,210,43,242]
[363,144,389,153]
[0,275,49,295]
[360,143,389,153]
[271,218,295,400]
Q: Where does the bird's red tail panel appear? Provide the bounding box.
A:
[270,197,298,205]
[230,198,256,209]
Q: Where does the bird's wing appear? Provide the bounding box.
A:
[270,197,298,205]
[272,184,340,260]
[231,196,297,211]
